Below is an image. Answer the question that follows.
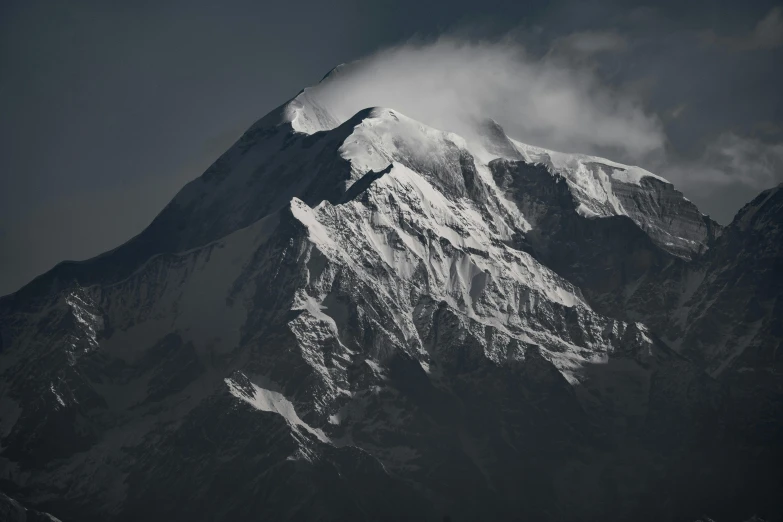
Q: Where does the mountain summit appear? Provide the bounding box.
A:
[0,71,780,522]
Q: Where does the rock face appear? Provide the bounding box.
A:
[676,184,782,375]
[0,73,780,522]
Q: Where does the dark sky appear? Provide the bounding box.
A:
[1,0,782,296]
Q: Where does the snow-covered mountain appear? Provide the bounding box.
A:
[0,70,780,522]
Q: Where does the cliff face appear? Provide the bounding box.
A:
[0,76,780,522]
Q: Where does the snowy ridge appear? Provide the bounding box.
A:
[276,80,712,258]
[286,159,659,393]
[511,138,669,187]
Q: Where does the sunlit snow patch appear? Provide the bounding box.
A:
[224,374,329,443]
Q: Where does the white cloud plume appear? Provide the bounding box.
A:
[310,38,665,162]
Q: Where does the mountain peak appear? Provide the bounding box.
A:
[1,68,780,522]
[732,180,783,232]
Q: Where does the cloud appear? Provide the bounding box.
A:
[702,6,783,51]
[669,133,783,190]
[310,37,665,162]
[308,36,781,224]
[661,132,783,222]
[668,104,687,120]
[702,133,783,188]
[745,6,783,50]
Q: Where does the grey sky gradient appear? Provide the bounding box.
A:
[1,0,781,296]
